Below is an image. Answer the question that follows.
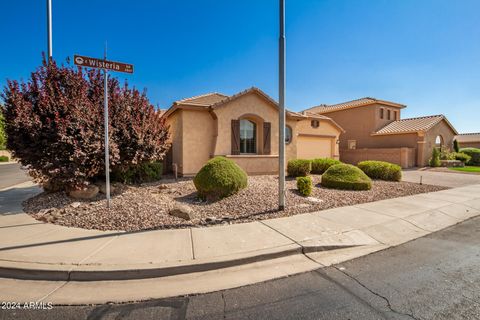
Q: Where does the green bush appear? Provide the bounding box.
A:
[440,150,456,160]
[321,164,372,191]
[194,156,247,201]
[111,161,163,184]
[0,155,8,162]
[311,158,341,174]
[287,159,312,177]
[296,176,313,196]
[429,148,441,167]
[460,148,480,166]
[452,152,471,164]
[453,139,460,153]
[357,160,402,182]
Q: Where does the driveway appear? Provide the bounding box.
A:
[402,168,480,187]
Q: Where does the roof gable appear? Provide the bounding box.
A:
[373,115,458,136]
[175,92,228,106]
[305,97,406,114]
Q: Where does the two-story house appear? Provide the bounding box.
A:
[304,97,458,168]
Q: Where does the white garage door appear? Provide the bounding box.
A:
[297,136,332,159]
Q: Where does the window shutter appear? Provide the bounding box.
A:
[263,122,271,155]
[231,119,240,155]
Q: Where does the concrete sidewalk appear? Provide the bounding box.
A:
[0,181,479,304]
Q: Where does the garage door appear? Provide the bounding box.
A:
[297,136,332,159]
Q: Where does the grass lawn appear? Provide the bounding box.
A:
[449,166,480,173]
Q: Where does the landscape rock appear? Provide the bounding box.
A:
[71,202,82,208]
[96,182,116,195]
[69,185,99,200]
[158,184,169,190]
[169,204,195,220]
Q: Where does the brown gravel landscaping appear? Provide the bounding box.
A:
[24,175,447,232]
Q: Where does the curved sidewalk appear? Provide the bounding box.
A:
[1,181,480,303]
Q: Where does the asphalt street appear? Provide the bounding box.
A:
[2,215,479,320]
[0,163,30,190]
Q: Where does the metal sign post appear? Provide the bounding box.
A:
[278,0,286,211]
[74,51,134,208]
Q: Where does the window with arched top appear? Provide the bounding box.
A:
[240,119,256,154]
[435,135,443,147]
[285,125,292,144]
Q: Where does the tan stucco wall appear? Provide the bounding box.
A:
[180,109,215,175]
[340,147,415,168]
[213,93,279,156]
[322,104,402,149]
[290,119,340,160]
[459,142,480,149]
[421,119,456,166]
[166,91,342,175]
[165,110,183,173]
[226,155,279,174]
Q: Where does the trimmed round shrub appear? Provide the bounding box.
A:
[357,160,402,182]
[296,176,313,197]
[287,159,312,177]
[194,157,247,201]
[321,164,372,191]
[0,155,8,162]
[460,148,480,166]
[311,158,341,174]
[452,152,471,164]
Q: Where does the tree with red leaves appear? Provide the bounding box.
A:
[2,56,169,191]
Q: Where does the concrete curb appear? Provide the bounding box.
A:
[0,243,361,281]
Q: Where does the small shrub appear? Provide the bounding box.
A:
[194,157,247,201]
[452,152,471,164]
[429,148,441,167]
[311,158,341,174]
[296,176,313,196]
[357,160,402,181]
[453,139,460,153]
[460,148,480,166]
[321,164,372,190]
[440,150,456,160]
[0,155,8,162]
[287,159,312,177]
[111,161,163,184]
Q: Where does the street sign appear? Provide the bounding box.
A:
[74,54,134,74]
[73,51,134,208]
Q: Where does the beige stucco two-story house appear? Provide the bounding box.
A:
[304,97,458,168]
[161,87,344,176]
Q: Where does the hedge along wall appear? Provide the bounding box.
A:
[340,147,415,169]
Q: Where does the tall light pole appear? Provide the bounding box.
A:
[47,0,52,62]
[278,0,286,210]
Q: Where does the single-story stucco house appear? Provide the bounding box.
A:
[161,87,344,176]
[304,97,458,168]
[455,133,480,149]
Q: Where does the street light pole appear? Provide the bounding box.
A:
[278,0,286,211]
[47,0,52,62]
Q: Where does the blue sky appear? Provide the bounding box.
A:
[1,0,479,132]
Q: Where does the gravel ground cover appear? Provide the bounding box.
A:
[24,175,447,231]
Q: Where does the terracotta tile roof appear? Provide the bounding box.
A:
[163,87,344,132]
[305,97,406,114]
[175,92,228,106]
[373,115,457,135]
[455,133,480,143]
